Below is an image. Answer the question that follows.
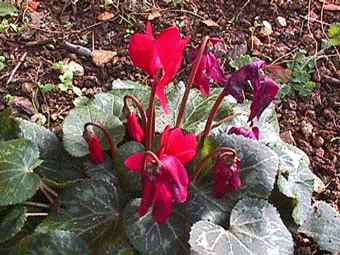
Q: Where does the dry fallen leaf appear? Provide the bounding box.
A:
[97,11,114,21]
[202,19,219,27]
[147,9,161,21]
[265,64,292,83]
[10,96,34,115]
[92,50,117,65]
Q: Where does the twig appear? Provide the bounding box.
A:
[230,0,251,23]
[6,52,28,84]
[63,41,92,57]
[25,213,49,217]
[24,201,49,209]
[270,47,299,65]
[307,0,320,80]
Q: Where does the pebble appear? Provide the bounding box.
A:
[277,16,287,27]
[300,120,314,140]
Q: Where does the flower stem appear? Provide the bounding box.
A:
[146,86,157,151]
[24,201,49,209]
[176,36,210,128]
[210,113,241,130]
[200,91,226,144]
[84,122,117,159]
[124,95,147,128]
[25,212,49,217]
[144,151,162,167]
[192,147,236,183]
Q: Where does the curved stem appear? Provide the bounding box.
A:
[124,95,147,128]
[200,91,226,144]
[84,122,117,159]
[144,151,162,168]
[176,36,210,128]
[210,113,241,130]
[192,147,236,183]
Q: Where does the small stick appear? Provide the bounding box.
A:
[39,185,55,204]
[25,213,49,217]
[63,41,92,57]
[7,52,28,84]
[24,201,49,209]
[40,181,58,197]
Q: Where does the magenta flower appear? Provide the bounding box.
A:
[127,112,145,143]
[124,126,197,223]
[228,126,260,140]
[84,132,105,164]
[129,22,189,113]
[223,61,266,103]
[192,39,224,96]
[249,78,280,122]
[213,157,241,199]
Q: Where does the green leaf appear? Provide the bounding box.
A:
[328,23,340,46]
[0,109,19,141]
[0,3,18,17]
[0,205,27,243]
[111,79,150,106]
[189,198,294,255]
[185,135,279,224]
[124,199,190,255]
[212,101,280,143]
[16,118,85,185]
[299,201,340,254]
[15,230,91,255]
[0,139,41,206]
[114,142,143,193]
[63,104,125,157]
[229,54,253,70]
[39,180,121,244]
[95,235,137,255]
[268,141,314,225]
[93,93,124,118]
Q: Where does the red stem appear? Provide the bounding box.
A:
[145,87,156,151]
[124,95,147,128]
[176,36,210,128]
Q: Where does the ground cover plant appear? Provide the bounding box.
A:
[1,16,340,254]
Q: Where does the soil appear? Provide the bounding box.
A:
[0,1,339,254]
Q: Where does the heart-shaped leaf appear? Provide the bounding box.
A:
[268,141,314,225]
[124,199,190,255]
[299,201,340,254]
[16,119,85,185]
[93,93,124,118]
[0,139,42,206]
[0,205,27,243]
[114,142,144,193]
[111,79,150,106]
[189,198,294,255]
[63,104,125,157]
[15,230,91,255]
[39,179,121,244]
[95,235,137,255]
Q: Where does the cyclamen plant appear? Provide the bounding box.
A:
[0,22,339,255]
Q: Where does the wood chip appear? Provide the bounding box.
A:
[202,19,219,27]
[91,50,117,65]
[97,11,114,21]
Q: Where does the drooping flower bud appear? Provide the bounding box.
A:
[228,126,260,140]
[127,112,145,143]
[84,129,105,164]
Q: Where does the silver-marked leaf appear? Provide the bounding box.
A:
[111,79,150,106]
[16,119,85,184]
[0,139,42,206]
[213,101,280,143]
[114,142,143,193]
[190,198,294,255]
[0,3,18,17]
[16,230,91,255]
[85,154,116,182]
[0,109,19,141]
[124,199,190,255]
[299,201,340,254]
[95,235,137,255]
[48,180,120,244]
[93,93,124,118]
[0,205,27,243]
[63,104,125,157]
[269,141,314,225]
[212,134,279,198]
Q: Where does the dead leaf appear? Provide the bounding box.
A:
[97,11,114,21]
[202,19,219,27]
[10,96,34,115]
[27,0,39,12]
[92,50,117,65]
[324,4,340,11]
[147,9,161,21]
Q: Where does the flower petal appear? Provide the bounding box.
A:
[159,127,198,165]
[228,126,260,140]
[87,135,105,164]
[124,152,145,172]
[249,78,280,122]
[152,181,174,224]
[160,155,189,203]
[127,112,145,143]
[139,175,156,217]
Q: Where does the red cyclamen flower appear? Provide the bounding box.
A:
[192,39,225,96]
[213,157,241,199]
[228,126,260,140]
[125,126,198,223]
[84,132,105,164]
[129,22,189,113]
[127,112,145,143]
